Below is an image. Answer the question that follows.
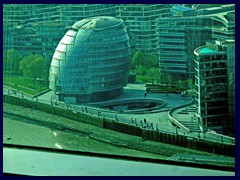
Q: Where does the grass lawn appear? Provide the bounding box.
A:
[3,75,49,95]
[136,75,148,83]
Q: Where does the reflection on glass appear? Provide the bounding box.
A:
[3,4,235,171]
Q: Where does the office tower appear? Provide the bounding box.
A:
[226,41,235,135]
[3,4,63,61]
[157,4,235,80]
[49,17,130,103]
[157,16,212,80]
[211,11,235,40]
[3,4,117,62]
[194,39,235,134]
[117,4,171,55]
[59,4,116,27]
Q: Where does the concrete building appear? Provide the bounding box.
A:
[117,4,171,55]
[194,39,235,134]
[157,4,235,80]
[49,17,130,103]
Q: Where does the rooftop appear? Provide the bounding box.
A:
[199,47,216,54]
[72,16,122,30]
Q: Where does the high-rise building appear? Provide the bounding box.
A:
[3,4,63,61]
[157,16,212,80]
[59,4,116,27]
[3,4,117,62]
[117,4,171,55]
[157,4,235,80]
[49,17,130,103]
[194,39,235,134]
[211,11,235,40]
[4,4,235,83]
[226,40,235,135]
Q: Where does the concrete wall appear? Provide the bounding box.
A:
[3,95,234,156]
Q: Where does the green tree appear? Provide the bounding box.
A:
[187,78,194,89]
[131,51,159,70]
[135,65,147,76]
[3,49,23,75]
[147,68,160,84]
[145,54,159,69]
[19,54,48,83]
[131,50,146,70]
[181,78,194,90]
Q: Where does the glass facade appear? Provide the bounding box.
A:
[117,4,171,55]
[194,40,235,134]
[157,5,235,80]
[49,16,130,103]
[158,16,213,80]
[3,4,117,63]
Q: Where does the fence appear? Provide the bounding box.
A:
[3,95,234,156]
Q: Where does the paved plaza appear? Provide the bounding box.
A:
[3,83,235,145]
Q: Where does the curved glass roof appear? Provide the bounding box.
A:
[72,16,122,30]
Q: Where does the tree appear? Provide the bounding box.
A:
[3,49,23,75]
[145,54,159,69]
[181,78,194,90]
[19,54,48,83]
[147,68,160,84]
[135,65,147,76]
[131,50,159,70]
[131,50,160,83]
[187,78,194,89]
[131,50,146,70]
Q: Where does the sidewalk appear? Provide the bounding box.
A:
[4,83,235,145]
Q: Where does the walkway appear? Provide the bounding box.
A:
[3,83,235,145]
[172,105,200,132]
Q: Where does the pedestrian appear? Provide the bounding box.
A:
[143,118,147,128]
[144,118,147,123]
[130,117,133,124]
[150,123,153,129]
[140,120,143,127]
[144,93,147,98]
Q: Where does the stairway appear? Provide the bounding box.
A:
[178,120,200,132]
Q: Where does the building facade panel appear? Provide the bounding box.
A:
[49,16,130,103]
[194,39,235,134]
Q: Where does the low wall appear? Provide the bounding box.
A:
[89,98,166,114]
[3,95,103,128]
[32,89,51,98]
[3,95,234,156]
[168,99,195,133]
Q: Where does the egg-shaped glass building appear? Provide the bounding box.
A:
[49,16,130,103]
